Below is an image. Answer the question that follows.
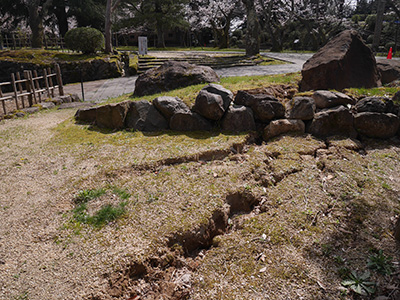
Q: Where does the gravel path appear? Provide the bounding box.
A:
[63,52,312,102]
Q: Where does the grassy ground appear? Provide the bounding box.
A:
[0,73,399,300]
[0,49,119,65]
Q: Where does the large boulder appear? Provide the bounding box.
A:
[201,84,233,111]
[299,30,381,91]
[125,100,168,132]
[354,112,400,139]
[285,97,315,120]
[95,101,130,130]
[133,61,220,96]
[252,99,285,122]
[221,105,256,132]
[234,90,277,107]
[376,59,400,85]
[75,107,98,123]
[355,97,399,115]
[153,96,190,121]
[308,106,357,138]
[263,119,305,140]
[169,111,213,131]
[312,90,355,109]
[193,90,225,120]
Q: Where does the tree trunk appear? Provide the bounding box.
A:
[54,3,69,37]
[372,0,386,52]
[28,5,44,48]
[242,0,260,56]
[105,0,113,53]
[156,23,165,48]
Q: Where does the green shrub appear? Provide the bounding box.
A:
[65,27,105,54]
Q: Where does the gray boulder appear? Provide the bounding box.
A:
[312,90,355,109]
[170,111,212,131]
[153,96,190,121]
[376,59,400,84]
[201,84,233,110]
[354,112,400,139]
[75,106,98,123]
[234,90,278,107]
[286,97,315,120]
[133,61,219,96]
[355,97,399,115]
[95,101,130,130]
[300,30,381,91]
[308,106,357,138]
[40,102,56,110]
[125,100,168,132]
[263,119,305,140]
[221,105,256,132]
[252,99,285,122]
[193,90,225,120]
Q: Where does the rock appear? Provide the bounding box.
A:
[193,90,225,120]
[170,111,212,131]
[252,99,285,122]
[355,97,399,115]
[234,90,278,107]
[376,59,400,84]
[263,119,305,140]
[125,100,168,132]
[221,105,256,132]
[75,106,98,123]
[22,107,40,114]
[201,84,233,110]
[286,97,316,120]
[70,94,81,102]
[133,61,219,96]
[300,30,381,91]
[312,90,355,109]
[394,91,400,104]
[59,102,95,110]
[153,96,190,121]
[14,112,25,118]
[354,112,400,139]
[308,106,357,138]
[40,102,56,110]
[95,101,130,130]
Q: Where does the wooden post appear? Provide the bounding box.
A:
[28,71,37,104]
[55,64,64,96]
[15,72,25,108]
[0,86,6,114]
[24,71,33,107]
[43,68,51,98]
[33,70,42,103]
[11,73,20,110]
[47,67,54,97]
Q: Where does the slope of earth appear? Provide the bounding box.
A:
[0,106,399,300]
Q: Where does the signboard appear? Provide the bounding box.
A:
[138,36,148,55]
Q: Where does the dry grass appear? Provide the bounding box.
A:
[0,81,400,300]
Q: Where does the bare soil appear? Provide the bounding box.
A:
[0,107,400,300]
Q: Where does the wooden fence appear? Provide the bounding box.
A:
[0,64,64,115]
[1,34,66,51]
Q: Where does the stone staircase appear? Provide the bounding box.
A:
[137,54,272,73]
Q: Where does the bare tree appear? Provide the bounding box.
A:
[105,0,121,53]
[372,0,386,52]
[25,0,53,48]
[242,0,260,56]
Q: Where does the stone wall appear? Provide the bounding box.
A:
[75,84,400,141]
